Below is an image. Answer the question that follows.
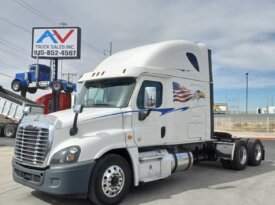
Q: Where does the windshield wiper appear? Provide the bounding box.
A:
[92,103,114,107]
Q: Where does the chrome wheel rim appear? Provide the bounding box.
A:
[254,144,262,161]
[53,84,60,90]
[6,127,13,137]
[239,146,248,165]
[101,165,125,198]
[13,83,19,90]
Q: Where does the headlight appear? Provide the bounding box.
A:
[50,146,81,165]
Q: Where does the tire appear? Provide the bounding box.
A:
[11,80,22,92]
[4,125,17,138]
[27,87,38,94]
[52,82,62,92]
[0,127,3,137]
[248,140,263,166]
[88,154,131,205]
[231,140,248,170]
[65,87,73,94]
[220,159,232,169]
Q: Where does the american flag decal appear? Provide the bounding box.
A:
[173,82,205,103]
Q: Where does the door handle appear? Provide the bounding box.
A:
[161,126,166,138]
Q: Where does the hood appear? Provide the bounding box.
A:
[49,107,122,128]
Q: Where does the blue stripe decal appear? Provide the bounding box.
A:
[174,107,189,112]
[91,106,189,120]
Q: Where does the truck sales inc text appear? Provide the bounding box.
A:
[35,45,75,49]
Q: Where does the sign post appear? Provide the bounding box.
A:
[32,27,81,111]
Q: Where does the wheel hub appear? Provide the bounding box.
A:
[254,144,262,161]
[13,84,19,90]
[239,146,248,165]
[101,165,125,198]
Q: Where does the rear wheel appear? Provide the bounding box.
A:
[52,82,62,92]
[88,154,131,205]
[248,140,263,166]
[65,87,73,94]
[231,141,248,170]
[4,125,17,138]
[11,80,22,92]
[27,87,37,94]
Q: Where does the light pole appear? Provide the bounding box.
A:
[245,73,248,114]
[59,22,68,79]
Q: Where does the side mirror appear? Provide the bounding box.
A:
[139,87,156,121]
[144,87,157,109]
[70,104,83,136]
[23,106,31,115]
[73,104,83,114]
[72,94,77,108]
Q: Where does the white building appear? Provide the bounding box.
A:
[256,106,275,114]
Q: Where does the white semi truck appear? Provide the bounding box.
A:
[13,40,264,205]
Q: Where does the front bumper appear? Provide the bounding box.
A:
[13,159,95,196]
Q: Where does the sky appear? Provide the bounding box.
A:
[0,0,275,112]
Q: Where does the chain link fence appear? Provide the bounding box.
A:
[214,114,275,133]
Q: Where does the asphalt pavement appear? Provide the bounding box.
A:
[1,138,275,205]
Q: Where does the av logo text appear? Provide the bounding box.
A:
[36,29,75,44]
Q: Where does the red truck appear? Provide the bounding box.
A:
[0,87,74,138]
[36,92,74,114]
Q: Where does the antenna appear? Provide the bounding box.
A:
[104,42,112,56]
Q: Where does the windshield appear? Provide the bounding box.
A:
[77,77,136,108]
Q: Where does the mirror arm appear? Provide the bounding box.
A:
[70,113,79,136]
[138,109,151,121]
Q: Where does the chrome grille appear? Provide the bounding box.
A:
[14,126,49,166]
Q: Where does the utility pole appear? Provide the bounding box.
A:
[62,73,77,82]
[59,22,68,27]
[59,22,68,79]
[104,42,112,56]
[245,73,248,114]
[266,87,269,114]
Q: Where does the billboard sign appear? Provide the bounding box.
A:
[213,103,228,114]
[32,27,81,59]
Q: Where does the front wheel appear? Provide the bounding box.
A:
[11,80,22,92]
[88,154,131,205]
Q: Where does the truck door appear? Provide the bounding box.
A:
[131,77,167,146]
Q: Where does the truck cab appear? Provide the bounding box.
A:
[11,64,77,94]
[12,40,264,205]
[11,64,51,93]
[36,92,74,114]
